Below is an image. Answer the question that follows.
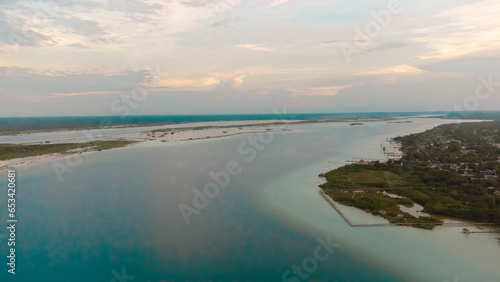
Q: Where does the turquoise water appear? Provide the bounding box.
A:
[0,112,439,132]
[0,118,498,281]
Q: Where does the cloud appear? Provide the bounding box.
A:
[2,0,500,117]
[420,57,500,75]
[66,43,89,49]
[410,0,500,60]
[51,91,120,97]
[203,77,219,86]
[180,0,243,28]
[0,67,151,98]
[233,75,245,86]
[62,17,105,37]
[0,0,168,50]
[159,79,194,88]
[0,10,52,47]
[369,42,408,52]
[358,65,424,76]
[208,16,242,28]
[215,75,246,92]
[234,44,273,52]
[293,85,352,96]
[267,0,291,8]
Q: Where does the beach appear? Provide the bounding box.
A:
[0,119,301,170]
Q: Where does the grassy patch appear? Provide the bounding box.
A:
[0,140,136,161]
[319,164,408,190]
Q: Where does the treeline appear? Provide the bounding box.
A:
[394,122,500,164]
[0,141,135,161]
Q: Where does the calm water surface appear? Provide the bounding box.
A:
[0,118,498,281]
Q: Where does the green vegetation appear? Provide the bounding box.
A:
[319,121,500,229]
[394,121,500,164]
[0,140,136,161]
[319,163,444,229]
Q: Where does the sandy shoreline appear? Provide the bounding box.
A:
[0,120,298,170]
[1,152,84,171]
[0,119,301,143]
[0,117,489,171]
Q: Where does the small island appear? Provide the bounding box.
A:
[319,122,500,229]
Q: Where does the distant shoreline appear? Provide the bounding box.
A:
[0,119,297,169]
[0,112,449,135]
[0,115,426,170]
[0,115,489,171]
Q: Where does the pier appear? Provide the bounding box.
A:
[462,228,500,234]
[320,190,497,228]
[320,189,355,226]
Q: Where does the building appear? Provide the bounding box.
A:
[480,169,497,179]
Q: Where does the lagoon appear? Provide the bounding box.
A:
[0,117,498,281]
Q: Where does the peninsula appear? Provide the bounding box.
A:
[319,122,500,229]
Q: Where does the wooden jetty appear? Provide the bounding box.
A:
[320,190,355,226]
[462,228,500,234]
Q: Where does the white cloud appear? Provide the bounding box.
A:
[2,0,500,116]
[410,0,500,60]
[357,65,424,76]
[293,85,351,97]
[267,0,291,8]
[214,75,246,92]
[234,43,273,52]
[51,90,120,97]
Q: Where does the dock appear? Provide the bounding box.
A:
[462,228,500,234]
[320,189,355,226]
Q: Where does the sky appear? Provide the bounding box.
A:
[0,0,500,117]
